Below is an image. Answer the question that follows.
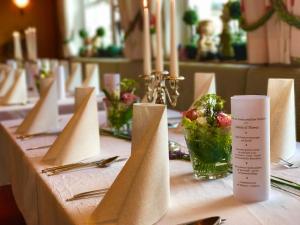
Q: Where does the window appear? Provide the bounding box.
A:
[84,0,120,46]
[188,0,229,34]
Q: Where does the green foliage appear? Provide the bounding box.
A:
[107,103,133,130]
[240,7,274,31]
[185,125,231,164]
[103,78,139,131]
[106,45,122,57]
[193,94,225,126]
[183,9,199,26]
[272,0,300,29]
[96,27,106,37]
[120,78,138,93]
[232,30,246,44]
[228,1,241,20]
[79,29,88,39]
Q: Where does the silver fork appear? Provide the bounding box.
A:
[279,158,300,169]
[66,188,109,201]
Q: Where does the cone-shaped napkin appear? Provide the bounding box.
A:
[16,79,59,135]
[54,65,66,100]
[0,68,14,96]
[90,103,170,225]
[74,87,94,112]
[83,64,100,95]
[40,77,54,95]
[66,63,82,93]
[192,72,216,106]
[1,69,27,105]
[43,87,100,165]
[267,79,296,161]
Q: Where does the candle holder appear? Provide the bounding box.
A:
[140,71,184,107]
[140,70,185,153]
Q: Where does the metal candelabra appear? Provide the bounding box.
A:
[140,71,184,107]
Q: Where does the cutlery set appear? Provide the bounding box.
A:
[279,158,300,169]
[42,156,123,176]
[16,132,60,140]
[15,123,299,224]
[66,188,109,201]
[178,217,226,225]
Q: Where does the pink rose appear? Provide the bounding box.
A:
[182,108,198,121]
[217,112,231,127]
[121,92,138,105]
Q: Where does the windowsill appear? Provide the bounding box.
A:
[70,57,300,67]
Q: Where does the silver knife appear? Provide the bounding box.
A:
[178,216,224,225]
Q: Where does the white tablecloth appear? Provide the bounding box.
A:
[0,112,300,225]
[0,95,104,121]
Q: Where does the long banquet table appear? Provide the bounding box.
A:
[0,95,104,121]
[0,111,300,225]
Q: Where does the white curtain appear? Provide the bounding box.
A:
[118,0,143,59]
[57,0,85,57]
[243,0,300,64]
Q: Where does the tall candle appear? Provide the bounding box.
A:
[170,0,178,78]
[143,0,151,75]
[13,31,23,60]
[31,28,38,61]
[25,28,32,60]
[231,95,270,202]
[156,0,163,72]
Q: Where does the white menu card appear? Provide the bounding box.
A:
[231,95,270,202]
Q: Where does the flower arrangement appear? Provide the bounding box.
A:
[34,63,52,93]
[182,94,232,179]
[103,78,139,134]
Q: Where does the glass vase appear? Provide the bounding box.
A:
[104,101,132,136]
[184,127,232,180]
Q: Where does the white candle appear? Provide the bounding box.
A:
[170,0,178,78]
[143,0,151,75]
[156,0,163,72]
[25,28,32,60]
[231,95,270,202]
[13,31,23,60]
[31,28,38,61]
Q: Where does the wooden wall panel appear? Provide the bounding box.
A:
[0,0,60,60]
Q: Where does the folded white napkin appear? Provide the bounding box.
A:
[40,77,54,95]
[50,59,59,72]
[90,103,170,225]
[83,64,100,95]
[1,69,27,105]
[267,79,296,161]
[60,60,69,79]
[16,79,59,135]
[66,63,82,93]
[43,87,100,165]
[74,87,94,112]
[192,72,216,107]
[25,62,39,92]
[0,67,14,97]
[54,65,66,100]
[6,59,17,70]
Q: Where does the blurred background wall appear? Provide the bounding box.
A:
[0,0,60,60]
